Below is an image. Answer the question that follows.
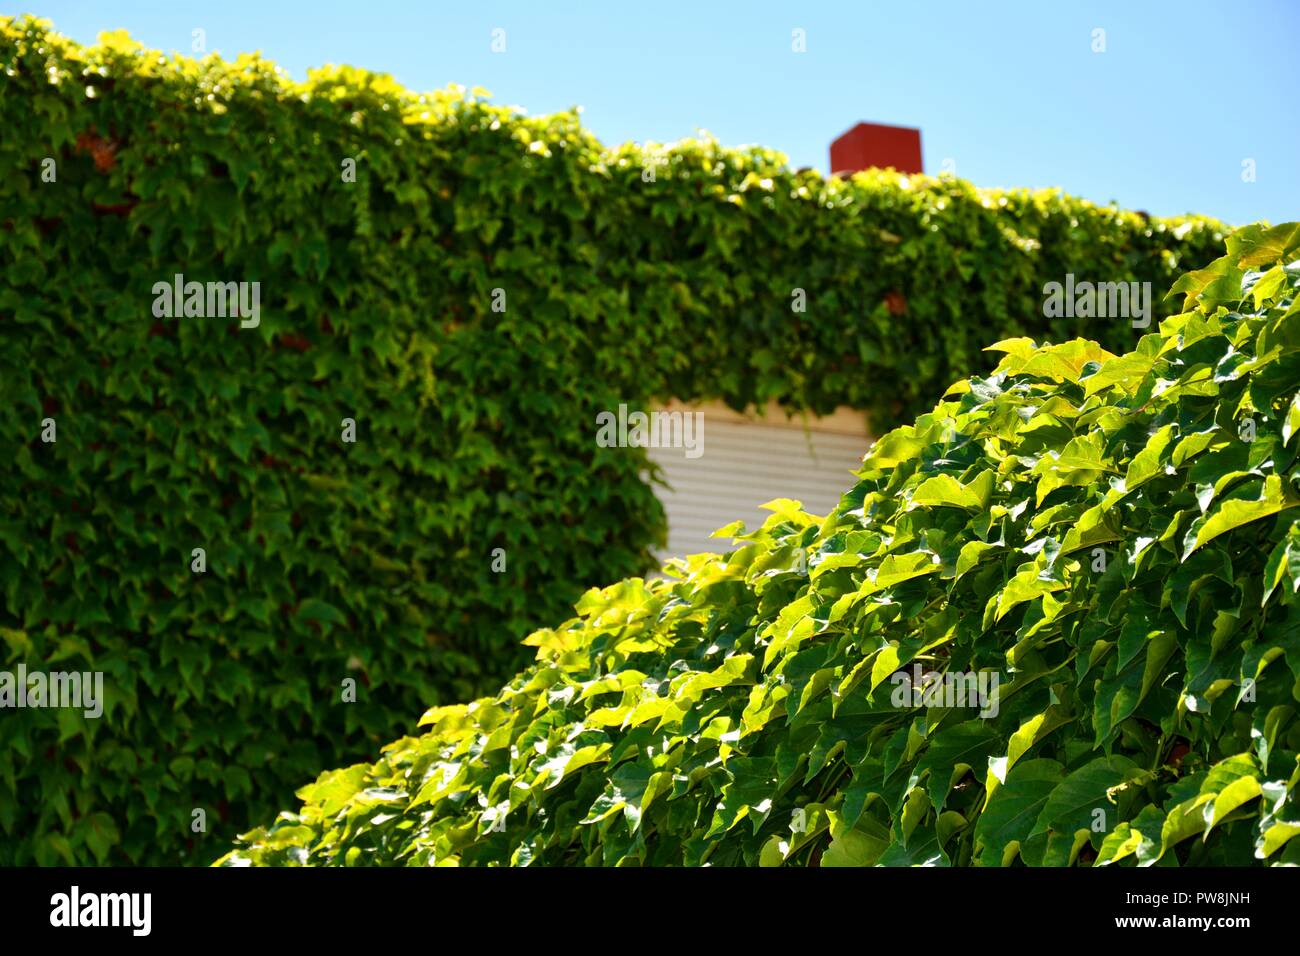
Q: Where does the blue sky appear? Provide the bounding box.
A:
[18,0,1298,226]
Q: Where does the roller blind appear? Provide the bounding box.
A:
[645,405,869,562]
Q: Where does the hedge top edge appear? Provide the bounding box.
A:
[2,14,1231,232]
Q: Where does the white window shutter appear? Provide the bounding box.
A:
[645,402,870,562]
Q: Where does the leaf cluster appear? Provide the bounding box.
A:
[0,16,1229,863]
[225,225,1300,867]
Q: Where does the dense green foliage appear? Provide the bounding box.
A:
[225,225,1300,867]
[0,15,1226,865]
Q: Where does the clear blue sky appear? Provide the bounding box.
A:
[19,0,1298,226]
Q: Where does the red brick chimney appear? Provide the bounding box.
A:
[830,122,923,176]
